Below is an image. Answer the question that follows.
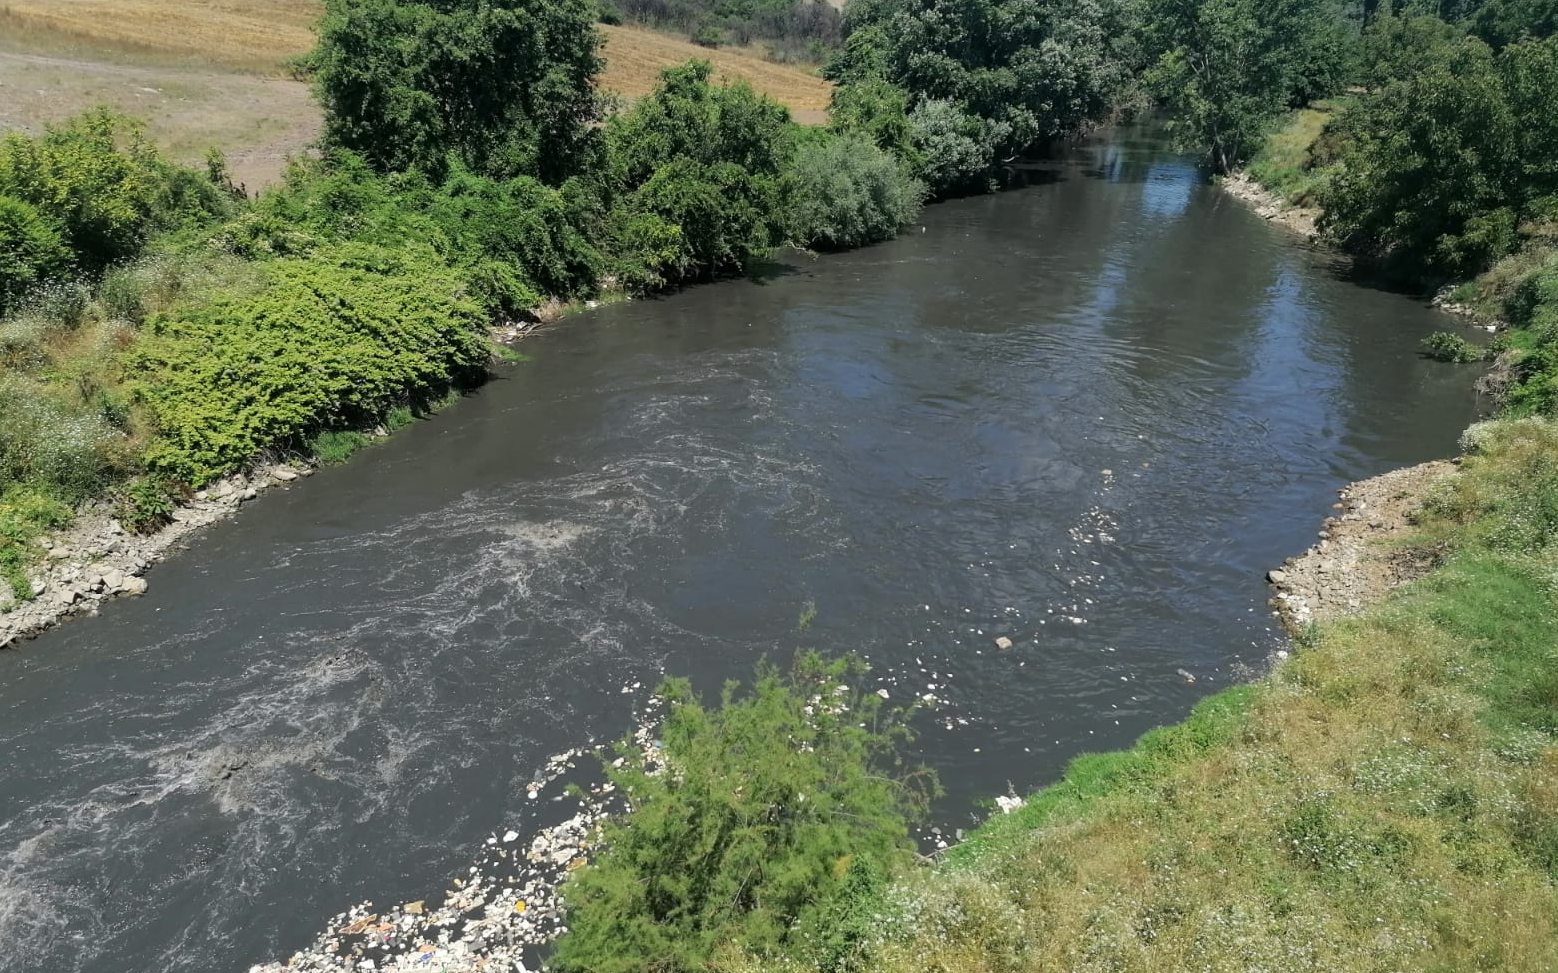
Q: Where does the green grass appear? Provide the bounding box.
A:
[1245,98,1352,208]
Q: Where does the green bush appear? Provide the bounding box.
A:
[553,653,934,973]
[0,195,73,315]
[0,109,229,272]
[128,243,489,485]
[0,487,72,602]
[1423,330,1486,362]
[116,476,175,535]
[784,134,923,250]
[604,61,793,285]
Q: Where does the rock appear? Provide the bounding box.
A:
[31,578,46,597]
[0,588,14,612]
[123,577,148,596]
[272,467,299,482]
[241,488,258,502]
[1266,569,1287,584]
[994,636,1014,650]
[103,569,126,591]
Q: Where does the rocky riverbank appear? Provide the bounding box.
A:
[1218,171,1320,239]
[1266,460,1458,629]
[0,462,315,649]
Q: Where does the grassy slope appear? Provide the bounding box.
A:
[1243,98,1350,210]
[0,2,831,188]
[756,420,1557,973]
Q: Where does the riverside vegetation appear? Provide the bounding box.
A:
[3,0,1557,970]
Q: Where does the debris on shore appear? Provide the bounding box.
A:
[248,696,666,973]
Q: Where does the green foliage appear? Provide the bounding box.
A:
[116,476,174,535]
[128,244,488,485]
[605,61,792,284]
[0,377,126,504]
[554,653,934,973]
[0,109,229,272]
[308,0,603,182]
[1471,0,1558,48]
[784,134,923,250]
[311,429,375,465]
[1423,330,1487,362]
[1141,0,1354,172]
[1320,34,1558,283]
[827,0,1131,193]
[0,195,73,315]
[828,78,917,163]
[0,487,72,603]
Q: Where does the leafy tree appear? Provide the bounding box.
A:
[826,0,1131,190]
[0,196,72,314]
[1141,0,1354,171]
[1321,35,1558,281]
[308,0,603,182]
[1357,11,1464,86]
[1471,0,1558,47]
[605,61,793,283]
[784,133,924,249]
[828,77,917,163]
[553,653,934,973]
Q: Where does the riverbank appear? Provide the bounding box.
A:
[799,415,1558,973]
[0,461,313,648]
[1266,460,1457,629]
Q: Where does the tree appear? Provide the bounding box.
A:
[826,0,1131,191]
[308,0,602,182]
[1320,36,1518,280]
[1141,0,1353,172]
[553,653,934,973]
[605,61,793,283]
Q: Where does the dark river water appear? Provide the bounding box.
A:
[0,128,1481,973]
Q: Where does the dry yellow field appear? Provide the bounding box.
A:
[0,1,832,107]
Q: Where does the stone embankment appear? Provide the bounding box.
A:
[1266,460,1458,630]
[0,463,315,649]
[1219,172,1320,239]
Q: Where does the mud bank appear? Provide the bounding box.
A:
[1266,460,1458,629]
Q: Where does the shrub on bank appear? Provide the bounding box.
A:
[554,653,934,973]
[783,134,923,250]
[128,244,488,485]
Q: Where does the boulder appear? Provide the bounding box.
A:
[1266,569,1287,584]
[123,577,148,596]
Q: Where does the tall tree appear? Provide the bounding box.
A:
[1141,0,1352,172]
[308,0,602,183]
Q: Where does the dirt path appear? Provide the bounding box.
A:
[1267,461,1458,629]
[0,46,319,189]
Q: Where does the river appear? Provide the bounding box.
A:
[0,127,1481,973]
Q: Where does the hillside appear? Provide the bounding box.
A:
[0,0,831,186]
